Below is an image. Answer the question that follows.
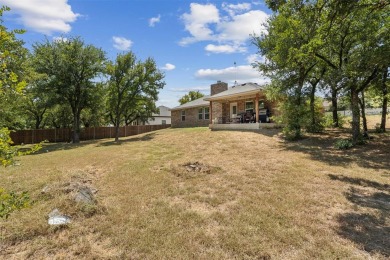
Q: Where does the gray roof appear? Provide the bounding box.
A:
[204,82,264,101]
[171,95,210,111]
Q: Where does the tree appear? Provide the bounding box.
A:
[253,1,321,139]
[32,37,106,143]
[0,6,28,129]
[178,91,205,105]
[106,52,165,141]
[255,0,389,143]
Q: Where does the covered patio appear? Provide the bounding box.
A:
[204,83,277,130]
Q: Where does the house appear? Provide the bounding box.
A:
[148,105,171,125]
[132,105,171,125]
[171,81,277,130]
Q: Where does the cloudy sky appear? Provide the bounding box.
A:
[0,0,270,107]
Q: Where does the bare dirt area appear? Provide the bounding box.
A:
[1,116,389,259]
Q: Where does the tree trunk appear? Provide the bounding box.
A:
[380,67,388,132]
[115,123,120,142]
[310,85,316,127]
[115,114,120,142]
[350,88,361,144]
[72,112,80,143]
[359,91,368,137]
[331,86,339,128]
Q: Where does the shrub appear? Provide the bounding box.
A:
[334,139,353,150]
[323,113,347,128]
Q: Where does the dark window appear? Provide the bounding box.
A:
[198,108,203,120]
[204,107,210,120]
[181,111,185,121]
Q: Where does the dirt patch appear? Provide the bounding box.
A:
[171,162,220,178]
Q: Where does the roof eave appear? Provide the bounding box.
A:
[204,89,262,101]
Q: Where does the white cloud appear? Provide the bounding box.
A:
[222,3,251,17]
[217,10,268,42]
[1,0,79,34]
[53,36,68,43]
[179,3,268,53]
[246,54,265,64]
[205,44,246,54]
[161,63,176,71]
[112,36,133,51]
[179,3,220,46]
[149,14,161,27]
[195,64,269,85]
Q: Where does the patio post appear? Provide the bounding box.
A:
[255,94,259,123]
[210,101,213,124]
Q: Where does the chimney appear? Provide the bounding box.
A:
[210,81,228,96]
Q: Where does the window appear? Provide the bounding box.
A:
[204,107,210,120]
[162,120,166,125]
[198,108,204,120]
[245,101,254,111]
[232,105,237,115]
[181,110,186,121]
[259,100,265,109]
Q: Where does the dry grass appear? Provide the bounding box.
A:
[0,115,389,259]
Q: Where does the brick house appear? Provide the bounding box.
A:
[171,81,277,129]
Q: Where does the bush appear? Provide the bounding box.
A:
[0,128,18,167]
[323,113,347,128]
[334,139,354,150]
[0,188,29,219]
[374,123,385,133]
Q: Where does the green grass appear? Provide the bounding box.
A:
[1,117,389,259]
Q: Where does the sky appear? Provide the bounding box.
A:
[0,0,271,108]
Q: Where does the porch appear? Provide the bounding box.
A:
[209,122,278,130]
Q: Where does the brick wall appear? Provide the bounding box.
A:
[171,107,210,128]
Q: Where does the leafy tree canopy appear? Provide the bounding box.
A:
[178,91,205,105]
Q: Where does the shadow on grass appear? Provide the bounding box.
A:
[22,140,97,155]
[97,132,156,147]
[329,174,390,257]
[281,129,390,170]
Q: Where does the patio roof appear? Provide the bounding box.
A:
[204,82,265,101]
[170,95,210,111]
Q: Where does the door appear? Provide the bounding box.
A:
[230,102,237,119]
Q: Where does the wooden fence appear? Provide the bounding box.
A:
[10,124,171,145]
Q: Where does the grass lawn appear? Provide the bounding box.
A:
[1,116,389,259]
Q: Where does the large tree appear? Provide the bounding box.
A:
[32,37,106,143]
[178,91,205,105]
[106,52,165,141]
[0,6,28,129]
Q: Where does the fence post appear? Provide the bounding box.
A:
[55,128,57,143]
[94,127,96,140]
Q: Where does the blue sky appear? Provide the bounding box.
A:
[1,0,271,107]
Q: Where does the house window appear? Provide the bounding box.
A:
[198,108,204,120]
[204,107,210,120]
[162,120,166,125]
[259,100,265,109]
[232,105,237,115]
[245,101,254,111]
[181,110,186,121]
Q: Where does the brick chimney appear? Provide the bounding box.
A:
[210,81,228,96]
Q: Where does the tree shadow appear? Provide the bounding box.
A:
[282,129,390,170]
[97,132,156,147]
[329,174,390,257]
[22,140,98,155]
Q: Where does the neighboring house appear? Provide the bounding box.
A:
[132,105,171,125]
[171,81,277,129]
[148,105,171,125]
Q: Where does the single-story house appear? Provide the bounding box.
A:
[171,81,278,130]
